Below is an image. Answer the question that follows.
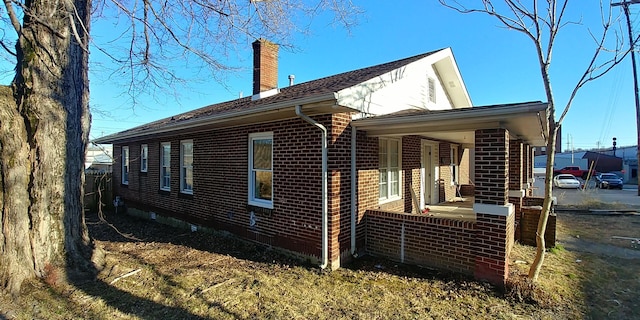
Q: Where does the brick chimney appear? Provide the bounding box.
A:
[252,39,279,95]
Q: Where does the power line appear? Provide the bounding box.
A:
[612,0,640,196]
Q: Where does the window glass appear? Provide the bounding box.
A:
[249,133,273,208]
[141,144,148,172]
[160,143,171,190]
[122,146,129,184]
[379,138,401,201]
[181,141,193,193]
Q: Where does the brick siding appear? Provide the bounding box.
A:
[365,210,476,275]
[114,116,331,262]
[475,129,509,205]
[402,136,422,214]
[518,206,556,247]
[112,119,535,287]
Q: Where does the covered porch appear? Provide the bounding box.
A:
[353,101,549,286]
[352,101,548,218]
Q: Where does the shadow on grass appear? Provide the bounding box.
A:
[88,210,477,284]
[86,210,313,268]
[78,211,308,319]
[72,279,209,319]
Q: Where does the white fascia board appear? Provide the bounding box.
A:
[93,92,337,144]
[431,48,472,108]
[352,102,547,128]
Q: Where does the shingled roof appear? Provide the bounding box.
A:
[93,49,444,144]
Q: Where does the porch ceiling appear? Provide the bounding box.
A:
[351,101,548,146]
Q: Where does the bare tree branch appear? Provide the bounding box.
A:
[0,40,16,56]
[440,0,628,282]
[3,0,21,35]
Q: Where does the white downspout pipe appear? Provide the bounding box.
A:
[295,105,329,269]
[350,126,358,256]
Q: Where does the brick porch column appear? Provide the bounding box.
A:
[473,128,514,287]
[508,140,524,244]
[524,144,533,196]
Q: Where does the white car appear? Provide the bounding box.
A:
[553,174,581,189]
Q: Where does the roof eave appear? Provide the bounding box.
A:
[351,102,549,146]
[93,92,339,144]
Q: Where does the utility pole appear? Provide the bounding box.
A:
[612,0,640,195]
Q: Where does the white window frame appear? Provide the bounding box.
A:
[428,77,436,103]
[180,140,193,194]
[450,144,459,186]
[379,138,402,203]
[140,144,148,172]
[121,146,129,185]
[248,132,273,209]
[160,142,171,191]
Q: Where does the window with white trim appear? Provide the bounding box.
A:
[121,146,129,185]
[450,144,459,185]
[160,142,171,191]
[180,140,193,194]
[428,77,436,103]
[248,132,273,208]
[140,144,148,172]
[379,138,401,202]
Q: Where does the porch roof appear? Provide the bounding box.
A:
[350,101,548,146]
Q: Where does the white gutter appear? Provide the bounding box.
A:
[295,105,329,270]
[350,126,358,256]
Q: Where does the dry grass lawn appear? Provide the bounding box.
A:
[0,211,638,319]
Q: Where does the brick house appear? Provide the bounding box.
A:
[94,39,548,286]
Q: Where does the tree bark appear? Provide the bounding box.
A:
[0,0,101,295]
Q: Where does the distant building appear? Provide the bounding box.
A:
[86,144,113,173]
[600,145,637,184]
[533,126,562,156]
[534,150,623,177]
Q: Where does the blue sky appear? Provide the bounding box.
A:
[87,1,639,150]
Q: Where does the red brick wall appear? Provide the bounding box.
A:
[509,140,523,190]
[252,39,278,94]
[402,136,422,214]
[475,129,509,205]
[114,116,332,260]
[474,213,511,285]
[356,129,379,255]
[328,113,356,265]
[518,207,556,247]
[365,210,476,275]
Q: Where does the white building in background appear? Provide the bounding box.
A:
[86,144,113,172]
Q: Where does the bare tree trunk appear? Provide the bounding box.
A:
[0,0,101,295]
[528,123,558,280]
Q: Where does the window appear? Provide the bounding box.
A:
[248,132,273,208]
[121,146,129,185]
[180,140,193,194]
[379,138,401,201]
[160,142,171,191]
[140,144,148,172]
[428,77,436,103]
[450,144,459,185]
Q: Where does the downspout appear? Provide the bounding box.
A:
[350,126,358,256]
[295,105,329,269]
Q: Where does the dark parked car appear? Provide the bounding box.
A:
[595,173,623,189]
